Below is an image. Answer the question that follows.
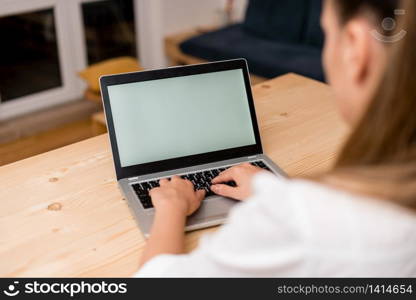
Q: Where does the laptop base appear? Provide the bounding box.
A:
[119,154,285,237]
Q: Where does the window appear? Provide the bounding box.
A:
[0,9,62,102]
[0,0,140,120]
[82,0,137,65]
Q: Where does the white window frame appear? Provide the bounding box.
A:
[0,0,144,121]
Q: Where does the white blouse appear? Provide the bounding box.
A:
[136,172,416,277]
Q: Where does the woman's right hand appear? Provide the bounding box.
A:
[210,163,263,201]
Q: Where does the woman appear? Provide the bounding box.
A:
[136,0,416,277]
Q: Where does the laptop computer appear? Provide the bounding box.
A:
[100,59,286,237]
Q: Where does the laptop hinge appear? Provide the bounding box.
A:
[248,155,258,159]
[128,176,139,181]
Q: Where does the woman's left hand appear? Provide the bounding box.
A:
[140,177,205,267]
[149,176,206,217]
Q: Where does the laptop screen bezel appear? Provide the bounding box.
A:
[100,59,263,180]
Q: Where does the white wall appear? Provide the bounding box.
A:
[163,0,248,36]
[138,0,248,69]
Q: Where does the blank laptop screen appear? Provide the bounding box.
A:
[107,69,256,168]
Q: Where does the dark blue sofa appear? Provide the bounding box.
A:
[180,0,325,81]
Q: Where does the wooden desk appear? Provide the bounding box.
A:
[0,74,348,277]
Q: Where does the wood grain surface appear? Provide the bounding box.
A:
[0,74,348,277]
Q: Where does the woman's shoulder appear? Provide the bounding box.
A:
[251,171,416,223]
[250,171,363,212]
[252,171,414,216]
[250,172,416,253]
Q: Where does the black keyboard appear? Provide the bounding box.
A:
[131,161,272,209]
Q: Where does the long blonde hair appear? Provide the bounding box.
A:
[322,0,416,209]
